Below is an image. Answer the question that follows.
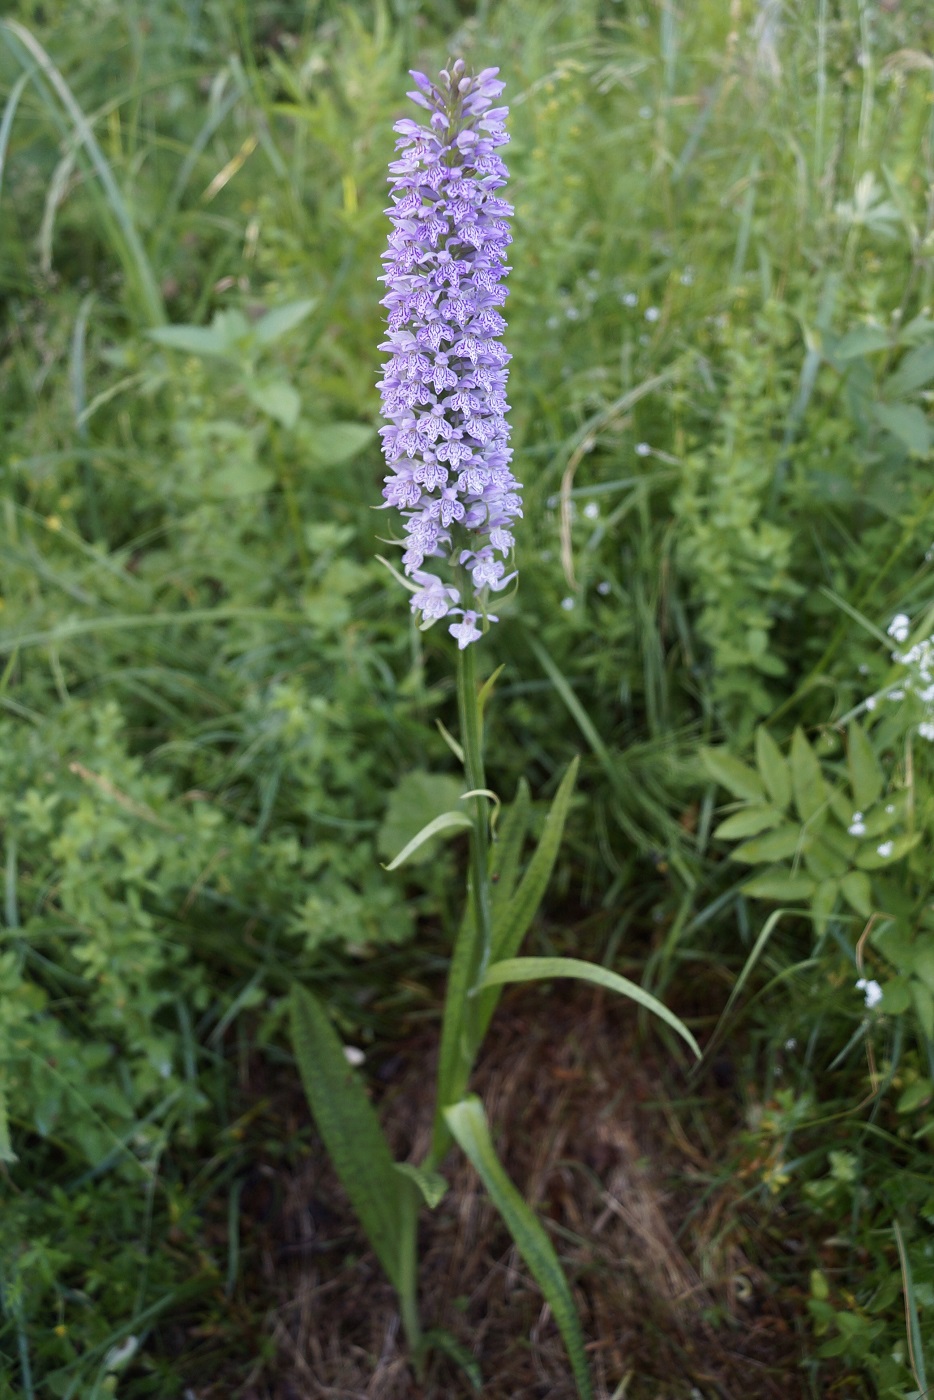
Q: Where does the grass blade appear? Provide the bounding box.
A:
[445,1096,593,1400]
[894,1219,929,1397]
[0,20,165,325]
[0,69,29,208]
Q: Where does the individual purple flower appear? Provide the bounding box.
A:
[378,62,518,647]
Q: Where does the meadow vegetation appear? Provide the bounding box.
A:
[2,0,934,1395]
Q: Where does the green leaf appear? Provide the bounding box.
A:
[382,810,473,871]
[855,833,921,870]
[251,297,317,347]
[421,1329,483,1391]
[832,325,891,360]
[479,956,700,1058]
[897,1079,933,1114]
[812,879,839,933]
[148,322,232,357]
[393,1162,448,1209]
[444,1097,593,1400]
[791,728,827,823]
[701,747,765,802]
[0,1087,16,1164]
[913,946,934,994]
[894,1217,930,1399]
[490,779,532,916]
[841,870,873,918]
[490,758,580,967]
[713,805,784,839]
[307,422,374,464]
[289,984,412,1292]
[731,825,802,864]
[378,772,466,868]
[911,980,934,1040]
[881,976,911,1014]
[847,721,884,809]
[884,342,934,398]
[209,459,275,498]
[755,727,792,809]
[874,402,932,456]
[246,378,300,428]
[741,869,816,901]
[803,834,847,881]
[434,762,578,1157]
[149,309,250,357]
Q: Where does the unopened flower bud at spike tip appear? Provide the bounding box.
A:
[377,65,517,647]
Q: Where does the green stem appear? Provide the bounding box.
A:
[397,1190,423,1366]
[457,642,494,991]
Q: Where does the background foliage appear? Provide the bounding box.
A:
[2,0,934,1395]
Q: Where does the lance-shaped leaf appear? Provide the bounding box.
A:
[445,1096,594,1400]
[491,758,579,964]
[382,809,473,870]
[289,983,413,1293]
[478,957,700,1059]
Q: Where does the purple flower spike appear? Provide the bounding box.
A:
[378,61,518,647]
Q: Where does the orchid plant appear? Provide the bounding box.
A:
[288,63,699,1397]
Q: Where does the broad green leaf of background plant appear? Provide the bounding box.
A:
[847,721,884,810]
[713,805,784,839]
[478,957,701,1058]
[790,728,827,824]
[755,727,792,809]
[444,1096,594,1400]
[873,402,932,457]
[701,747,765,802]
[289,983,413,1294]
[306,422,374,464]
[246,378,301,428]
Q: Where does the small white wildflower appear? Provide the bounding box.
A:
[864,696,877,712]
[888,689,905,701]
[343,1045,365,1067]
[848,812,866,836]
[565,305,580,321]
[784,1037,797,1051]
[546,314,559,329]
[876,841,894,858]
[680,268,694,286]
[855,977,883,1010]
[644,306,660,322]
[546,495,558,509]
[920,721,934,741]
[885,804,895,814]
[583,501,600,520]
[639,105,652,119]
[596,580,611,596]
[561,596,575,611]
[635,442,652,457]
[622,291,638,307]
[858,663,870,675]
[888,613,911,644]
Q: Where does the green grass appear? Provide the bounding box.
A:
[1,0,934,1394]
